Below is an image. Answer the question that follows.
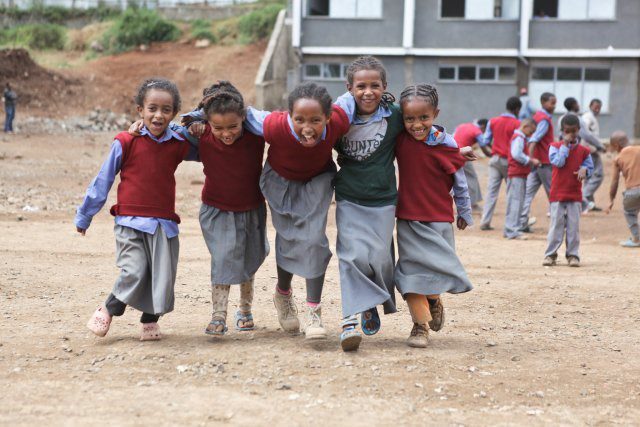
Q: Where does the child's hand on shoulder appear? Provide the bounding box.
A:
[460,146,477,161]
[188,122,206,138]
[456,217,468,230]
[575,167,587,182]
[76,226,86,236]
[128,120,144,136]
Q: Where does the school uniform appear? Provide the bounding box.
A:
[75,127,194,317]
[259,107,350,279]
[544,141,593,260]
[479,113,520,227]
[453,122,484,206]
[332,93,404,318]
[393,128,474,297]
[191,123,269,285]
[520,109,554,229]
[504,130,532,239]
[614,146,640,241]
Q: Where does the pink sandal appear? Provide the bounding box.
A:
[87,306,112,337]
[140,322,161,341]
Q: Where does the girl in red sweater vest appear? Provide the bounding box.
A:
[394,84,474,348]
[79,78,194,341]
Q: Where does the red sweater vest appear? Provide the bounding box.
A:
[263,106,350,181]
[110,132,189,223]
[199,124,265,212]
[453,122,481,148]
[550,142,590,203]
[533,110,554,165]
[395,132,467,223]
[507,131,531,178]
[489,115,520,158]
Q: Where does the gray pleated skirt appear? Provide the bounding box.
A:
[394,220,473,296]
[260,161,335,279]
[336,200,397,317]
[199,202,269,285]
[112,224,179,316]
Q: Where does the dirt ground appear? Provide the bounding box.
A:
[1,129,640,426]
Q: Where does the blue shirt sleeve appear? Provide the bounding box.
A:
[244,106,269,136]
[175,126,200,161]
[480,121,492,147]
[474,132,484,145]
[529,119,549,143]
[581,153,594,177]
[74,140,122,230]
[334,92,356,125]
[511,136,530,165]
[452,169,473,226]
[549,144,569,168]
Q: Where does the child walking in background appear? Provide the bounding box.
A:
[504,118,539,240]
[181,81,269,336]
[78,78,195,341]
[543,114,593,267]
[479,97,521,230]
[453,118,490,211]
[606,131,640,248]
[394,84,474,348]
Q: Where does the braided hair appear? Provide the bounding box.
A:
[399,83,439,110]
[287,82,333,116]
[199,80,245,119]
[134,78,181,113]
[346,55,396,106]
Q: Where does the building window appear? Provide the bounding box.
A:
[303,63,349,81]
[438,65,517,83]
[529,66,611,113]
[305,0,382,18]
[533,0,615,20]
[441,0,520,19]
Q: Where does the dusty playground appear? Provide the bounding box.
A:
[1,44,640,426]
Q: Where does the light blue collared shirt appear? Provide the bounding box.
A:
[510,129,530,166]
[74,125,195,238]
[548,140,594,177]
[481,113,517,147]
[334,92,392,125]
[529,110,552,143]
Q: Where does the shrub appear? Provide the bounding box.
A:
[190,18,216,42]
[102,8,180,53]
[237,3,282,44]
[0,24,67,50]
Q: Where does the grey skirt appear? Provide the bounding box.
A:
[336,200,397,317]
[112,225,179,315]
[259,161,335,279]
[394,220,473,296]
[199,202,269,285]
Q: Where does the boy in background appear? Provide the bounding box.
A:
[453,119,490,211]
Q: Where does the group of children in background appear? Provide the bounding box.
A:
[74,54,640,353]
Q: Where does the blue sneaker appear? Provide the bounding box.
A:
[361,307,381,336]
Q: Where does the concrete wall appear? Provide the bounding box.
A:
[529,1,640,49]
[414,0,519,49]
[300,0,404,47]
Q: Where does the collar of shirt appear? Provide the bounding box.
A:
[286,115,327,143]
[140,125,184,143]
[514,129,526,139]
[352,103,392,125]
[501,112,517,119]
[420,125,448,146]
[540,109,553,119]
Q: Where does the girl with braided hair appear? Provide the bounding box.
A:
[394,83,474,348]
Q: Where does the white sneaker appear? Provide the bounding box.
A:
[273,291,300,333]
[528,217,537,227]
[303,304,327,340]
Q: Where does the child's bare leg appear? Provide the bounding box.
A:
[406,293,432,324]
[207,284,230,334]
[237,277,255,329]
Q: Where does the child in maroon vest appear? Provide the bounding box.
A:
[78,78,195,341]
[181,81,269,337]
[394,84,474,348]
[543,114,593,267]
[453,119,489,210]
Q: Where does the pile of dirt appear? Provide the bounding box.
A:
[0,48,82,114]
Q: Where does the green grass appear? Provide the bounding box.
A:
[101,8,180,53]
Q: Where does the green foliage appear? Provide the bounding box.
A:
[237,3,283,44]
[0,4,120,24]
[190,18,216,42]
[0,23,66,50]
[102,8,180,53]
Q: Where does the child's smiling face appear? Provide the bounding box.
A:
[137,89,177,137]
[348,69,386,116]
[290,98,330,147]
[401,98,440,141]
[208,112,244,145]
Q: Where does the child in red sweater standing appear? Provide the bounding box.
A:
[78,78,195,341]
[394,84,474,348]
[453,118,490,211]
[543,114,593,267]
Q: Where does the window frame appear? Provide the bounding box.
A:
[531,0,617,21]
[437,64,517,84]
[302,0,384,19]
[302,62,350,82]
[438,0,521,21]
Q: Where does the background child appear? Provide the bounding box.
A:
[605,131,640,247]
[479,97,521,230]
[520,92,557,232]
[504,118,539,240]
[453,118,490,211]
[182,81,269,336]
[78,78,195,341]
[543,114,593,267]
[394,84,474,348]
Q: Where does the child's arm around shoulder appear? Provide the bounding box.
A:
[452,168,473,229]
[74,139,123,235]
[244,106,271,137]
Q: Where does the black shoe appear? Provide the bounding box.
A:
[520,226,532,233]
[590,206,602,212]
[480,224,494,231]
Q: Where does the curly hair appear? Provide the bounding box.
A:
[134,78,181,113]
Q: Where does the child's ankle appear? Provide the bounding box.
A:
[276,286,291,296]
[306,301,319,308]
